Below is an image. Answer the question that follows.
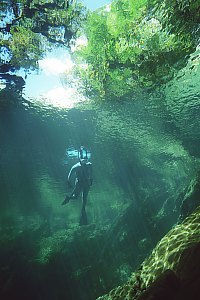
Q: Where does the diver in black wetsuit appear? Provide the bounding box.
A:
[62,147,93,225]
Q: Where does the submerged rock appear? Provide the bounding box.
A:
[97,205,200,299]
[179,172,200,220]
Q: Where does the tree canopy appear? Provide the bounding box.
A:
[71,0,200,100]
[1,0,199,97]
[0,0,87,73]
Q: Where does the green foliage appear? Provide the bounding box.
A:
[73,0,200,101]
[73,12,112,98]
[105,68,137,98]
[0,0,87,71]
[9,26,44,69]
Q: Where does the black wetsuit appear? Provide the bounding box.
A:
[68,161,93,211]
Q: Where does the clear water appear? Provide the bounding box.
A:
[0,47,200,299]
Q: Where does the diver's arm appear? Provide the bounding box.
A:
[67,164,76,186]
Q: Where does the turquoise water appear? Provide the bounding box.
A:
[0,47,200,299]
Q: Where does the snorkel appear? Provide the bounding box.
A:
[78,146,88,164]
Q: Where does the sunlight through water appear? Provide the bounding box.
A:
[23,48,87,109]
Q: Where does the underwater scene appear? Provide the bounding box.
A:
[0,0,200,299]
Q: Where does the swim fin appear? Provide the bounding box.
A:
[61,196,70,205]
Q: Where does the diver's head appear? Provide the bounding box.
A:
[80,158,88,165]
[78,146,88,164]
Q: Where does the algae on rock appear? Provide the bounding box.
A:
[97,205,200,299]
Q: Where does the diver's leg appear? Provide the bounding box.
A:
[79,186,90,225]
[82,186,90,211]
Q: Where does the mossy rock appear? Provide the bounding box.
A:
[97,205,200,299]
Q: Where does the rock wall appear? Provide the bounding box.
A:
[97,205,200,299]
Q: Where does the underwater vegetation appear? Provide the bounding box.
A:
[0,217,141,300]
[0,171,200,300]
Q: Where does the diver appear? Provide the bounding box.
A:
[62,146,93,225]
